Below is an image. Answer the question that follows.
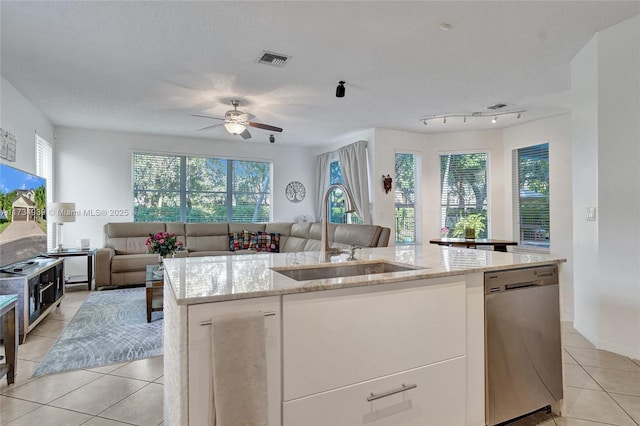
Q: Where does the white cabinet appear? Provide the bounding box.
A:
[283,277,466,400]
[186,296,281,426]
[283,357,466,426]
[165,275,480,426]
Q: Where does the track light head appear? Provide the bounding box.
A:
[443,116,447,125]
[492,116,497,124]
[517,112,522,119]
[423,120,428,126]
[336,81,346,98]
[269,134,275,143]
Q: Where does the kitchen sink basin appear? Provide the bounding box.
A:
[271,260,423,282]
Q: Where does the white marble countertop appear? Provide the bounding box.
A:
[164,245,565,305]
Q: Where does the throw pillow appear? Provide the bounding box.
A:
[241,230,258,250]
[228,232,243,251]
[255,232,280,253]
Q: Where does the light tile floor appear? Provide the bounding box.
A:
[2,287,640,425]
[0,287,163,426]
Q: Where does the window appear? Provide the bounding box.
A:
[133,153,271,223]
[512,143,549,247]
[395,152,421,244]
[36,135,53,250]
[328,160,362,224]
[440,152,488,238]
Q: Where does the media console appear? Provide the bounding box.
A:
[0,256,64,343]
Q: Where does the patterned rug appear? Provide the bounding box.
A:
[33,287,163,377]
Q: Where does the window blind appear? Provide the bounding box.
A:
[440,152,488,238]
[395,152,421,244]
[512,143,549,247]
[133,153,271,223]
[36,135,53,250]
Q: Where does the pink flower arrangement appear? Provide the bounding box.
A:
[146,231,183,257]
[441,226,450,237]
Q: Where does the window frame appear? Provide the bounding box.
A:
[439,150,490,239]
[36,134,54,250]
[394,150,421,245]
[512,143,550,250]
[132,152,272,223]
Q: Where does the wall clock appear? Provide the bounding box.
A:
[286,181,306,203]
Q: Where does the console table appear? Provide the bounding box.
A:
[430,238,518,252]
[0,294,18,384]
[0,257,64,343]
[46,248,96,290]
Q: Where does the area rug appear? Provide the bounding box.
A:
[33,287,163,377]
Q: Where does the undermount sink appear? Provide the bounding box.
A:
[271,260,423,282]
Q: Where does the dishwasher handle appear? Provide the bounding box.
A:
[505,282,537,290]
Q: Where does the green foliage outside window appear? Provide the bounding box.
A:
[133,153,271,223]
[440,153,488,238]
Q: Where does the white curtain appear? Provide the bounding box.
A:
[338,140,371,224]
[315,152,332,221]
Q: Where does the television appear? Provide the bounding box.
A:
[0,163,48,269]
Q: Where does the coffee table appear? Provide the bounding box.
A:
[145,265,164,323]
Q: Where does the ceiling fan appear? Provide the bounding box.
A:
[191,100,283,140]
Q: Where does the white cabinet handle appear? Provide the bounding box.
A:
[366,383,417,402]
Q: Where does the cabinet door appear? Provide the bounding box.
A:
[283,277,466,400]
[283,356,466,426]
[187,297,281,426]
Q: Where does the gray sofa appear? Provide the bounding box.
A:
[95,221,391,288]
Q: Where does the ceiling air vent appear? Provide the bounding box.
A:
[485,103,508,110]
[257,51,290,67]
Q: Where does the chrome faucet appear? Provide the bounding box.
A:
[320,183,356,262]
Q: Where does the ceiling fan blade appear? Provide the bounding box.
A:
[239,129,252,139]
[196,123,224,131]
[247,122,283,132]
[191,114,225,121]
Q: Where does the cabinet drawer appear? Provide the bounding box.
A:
[283,356,466,426]
[283,277,466,400]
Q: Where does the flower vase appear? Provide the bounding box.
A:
[157,254,164,272]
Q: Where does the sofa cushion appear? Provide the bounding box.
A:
[185,223,230,252]
[112,253,160,273]
[105,222,167,255]
[334,224,381,247]
[228,223,266,233]
[187,250,234,257]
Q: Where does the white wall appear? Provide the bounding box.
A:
[571,15,640,358]
[503,114,574,320]
[371,127,505,245]
[0,76,55,176]
[54,127,316,273]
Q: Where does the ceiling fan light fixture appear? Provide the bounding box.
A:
[224,122,246,135]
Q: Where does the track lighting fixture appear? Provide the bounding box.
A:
[336,81,346,98]
[419,109,526,127]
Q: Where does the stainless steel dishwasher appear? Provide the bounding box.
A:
[485,265,563,425]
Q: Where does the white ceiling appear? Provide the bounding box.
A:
[2,1,639,147]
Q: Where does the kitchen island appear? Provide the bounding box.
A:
[163,244,565,425]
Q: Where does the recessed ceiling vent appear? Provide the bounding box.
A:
[257,51,290,67]
[485,103,508,110]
